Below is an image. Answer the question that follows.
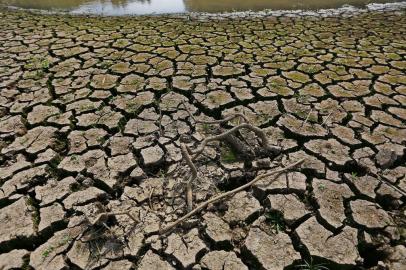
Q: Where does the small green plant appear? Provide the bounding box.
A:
[318,183,326,191]
[96,136,106,144]
[296,258,329,270]
[351,172,358,180]
[264,211,285,233]
[42,235,72,259]
[99,61,113,69]
[202,123,212,133]
[58,235,73,246]
[79,104,96,111]
[70,155,79,164]
[126,101,140,113]
[42,246,55,258]
[157,169,166,178]
[221,147,237,163]
[70,182,81,192]
[41,59,50,70]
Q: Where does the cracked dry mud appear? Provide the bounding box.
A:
[0,7,405,270]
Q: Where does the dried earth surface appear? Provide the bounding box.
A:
[0,6,405,270]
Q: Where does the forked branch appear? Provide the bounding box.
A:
[191,123,281,160]
[159,158,304,235]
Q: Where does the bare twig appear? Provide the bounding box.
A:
[300,109,313,129]
[322,111,333,127]
[375,172,406,196]
[191,123,281,160]
[182,100,249,124]
[149,187,156,211]
[180,144,197,212]
[90,211,139,226]
[159,158,304,235]
[157,91,171,136]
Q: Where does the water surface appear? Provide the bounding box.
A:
[1,0,404,15]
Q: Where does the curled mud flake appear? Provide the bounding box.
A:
[265,194,310,224]
[66,99,103,114]
[364,94,398,109]
[137,250,174,270]
[223,191,262,225]
[76,107,123,130]
[38,203,66,234]
[110,62,132,74]
[0,249,30,270]
[1,165,49,198]
[173,75,194,91]
[277,114,327,138]
[0,115,26,136]
[67,239,108,270]
[47,111,72,126]
[379,245,406,270]
[331,125,361,146]
[202,212,232,245]
[371,110,405,128]
[35,177,78,206]
[350,200,393,229]
[108,136,133,156]
[243,227,300,270]
[165,228,207,268]
[388,106,406,121]
[112,92,154,113]
[63,187,107,209]
[288,151,325,176]
[212,63,245,77]
[282,70,311,84]
[117,74,146,93]
[248,100,281,125]
[344,173,380,199]
[313,178,353,229]
[141,145,165,166]
[304,138,352,167]
[68,128,108,154]
[201,250,248,270]
[108,153,137,173]
[0,198,35,246]
[0,153,31,181]
[121,178,164,204]
[90,74,118,90]
[376,143,405,163]
[201,90,234,110]
[124,119,159,136]
[296,217,360,265]
[254,171,307,198]
[2,126,58,155]
[146,77,167,91]
[375,147,398,169]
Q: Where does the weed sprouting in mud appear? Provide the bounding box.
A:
[264,211,286,233]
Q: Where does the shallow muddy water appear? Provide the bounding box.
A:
[1,0,404,15]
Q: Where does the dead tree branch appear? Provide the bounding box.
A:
[159,158,304,235]
[182,100,249,124]
[180,144,197,212]
[191,123,281,160]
